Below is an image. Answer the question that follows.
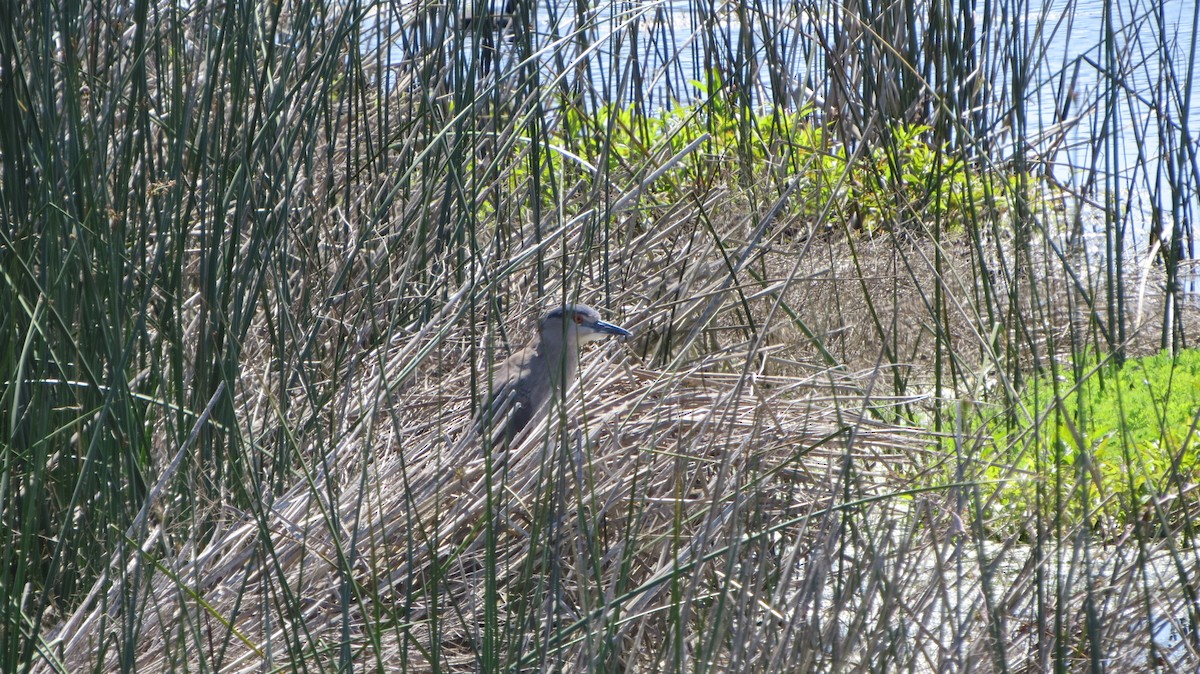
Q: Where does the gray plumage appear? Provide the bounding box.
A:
[479,304,631,445]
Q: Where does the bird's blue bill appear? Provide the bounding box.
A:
[591,320,632,337]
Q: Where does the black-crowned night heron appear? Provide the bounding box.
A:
[479,304,632,444]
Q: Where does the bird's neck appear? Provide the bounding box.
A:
[535,330,578,386]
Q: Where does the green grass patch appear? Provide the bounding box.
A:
[984,349,1200,538]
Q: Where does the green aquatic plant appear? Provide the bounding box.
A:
[549,92,1018,237]
[983,349,1200,538]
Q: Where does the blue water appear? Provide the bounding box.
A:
[1033,0,1199,252]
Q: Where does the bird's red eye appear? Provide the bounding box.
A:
[574,314,584,325]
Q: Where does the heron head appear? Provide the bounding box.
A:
[540,304,632,345]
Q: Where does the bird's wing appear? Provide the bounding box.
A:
[477,360,538,446]
[477,380,521,445]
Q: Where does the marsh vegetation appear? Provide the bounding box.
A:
[3,0,1200,671]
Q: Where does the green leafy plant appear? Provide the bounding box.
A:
[551,95,1018,238]
[983,349,1200,537]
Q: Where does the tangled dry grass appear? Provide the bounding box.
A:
[37,200,1200,671]
[45,310,927,670]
